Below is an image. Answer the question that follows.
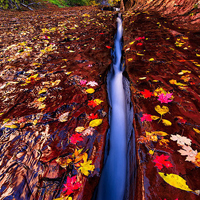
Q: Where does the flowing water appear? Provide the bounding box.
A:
[96,13,127,200]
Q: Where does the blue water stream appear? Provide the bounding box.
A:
[96,13,127,200]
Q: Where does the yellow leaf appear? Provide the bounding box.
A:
[27,74,38,81]
[65,72,72,75]
[89,119,103,127]
[79,154,95,176]
[159,139,170,146]
[149,58,154,61]
[4,124,18,129]
[53,197,71,200]
[38,88,47,94]
[152,131,168,136]
[158,172,193,192]
[86,88,95,94]
[38,103,46,109]
[139,77,146,80]
[37,97,46,102]
[162,119,172,126]
[128,58,133,62]
[169,79,177,84]
[3,118,10,123]
[33,120,37,125]
[75,152,87,164]
[75,126,85,132]
[129,41,135,45]
[73,148,84,158]
[193,128,200,134]
[155,105,169,116]
[149,150,154,155]
[136,53,144,56]
[151,115,160,120]
[94,99,103,105]
[196,53,200,57]
[154,87,167,96]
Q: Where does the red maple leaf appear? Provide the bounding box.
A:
[88,113,98,120]
[106,46,112,49]
[141,114,152,122]
[70,133,83,144]
[141,89,153,98]
[137,43,143,46]
[153,154,173,170]
[88,100,97,107]
[62,176,81,195]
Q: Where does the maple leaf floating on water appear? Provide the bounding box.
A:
[140,89,153,98]
[141,114,152,122]
[70,133,83,144]
[170,134,191,146]
[62,176,81,196]
[158,93,173,103]
[178,145,197,162]
[153,154,173,170]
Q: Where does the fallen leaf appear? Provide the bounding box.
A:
[4,124,18,129]
[79,153,95,176]
[86,88,95,94]
[94,99,103,105]
[158,93,173,103]
[152,131,168,136]
[88,113,98,120]
[75,126,85,133]
[159,139,170,146]
[151,115,160,120]
[140,89,153,98]
[89,119,102,127]
[59,112,69,122]
[38,88,47,94]
[153,154,173,170]
[86,81,98,87]
[162,119,172,126]
[141,114,152,122]
[62,176,81,195]
[80,80,87,85]
[70,133,83,144]
[158,172,193,192]
[170,134,191,146]
[155,105,169,116]
[193,128,200,134]
[149,58,154,61]
[178,145,197,162]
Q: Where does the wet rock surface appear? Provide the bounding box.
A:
[0,1,200,199]
[123,3,200,200]
[0,6,116,200]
